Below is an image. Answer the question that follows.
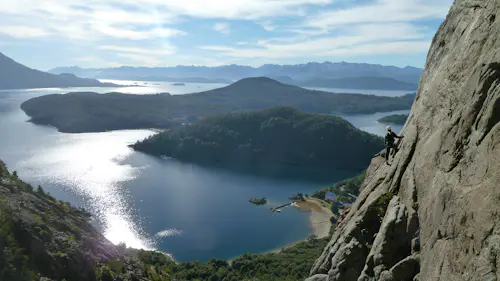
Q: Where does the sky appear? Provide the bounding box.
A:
[0,0,454,71]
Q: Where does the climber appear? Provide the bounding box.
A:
[385,126,404,165]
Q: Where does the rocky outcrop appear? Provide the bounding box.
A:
[309,1,500,280]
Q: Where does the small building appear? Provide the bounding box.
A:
[324,192,337,202]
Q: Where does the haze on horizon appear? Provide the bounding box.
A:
[0,0,452,71]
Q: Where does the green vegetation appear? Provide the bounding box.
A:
[377,114,409,125]
[21,77,415,133]
[312,172,365,216]
[249,198,267,205]
[132,107,383,179]
[128,237,329,281]
[373,191,394,221]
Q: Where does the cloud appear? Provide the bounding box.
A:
[73,57,96,61]
[258,20,276,31]
[305,0,452,30]
[0,26,49,38]
[213,23,231,34]
[0,1,185,41]
[198,45,235,51]
[116,53,163,66]
[99,45,176,55]
[199,22,431,59]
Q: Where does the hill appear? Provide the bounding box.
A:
[20,77,416,133]
[0,53,117,90]
[132,107,384,176]
[307,1,500,280]
[377,114,409,125]
[49,61,423,85]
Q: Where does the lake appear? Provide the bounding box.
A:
[0,85,407,262]
[100,79,414,97]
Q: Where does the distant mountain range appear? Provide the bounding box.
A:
[50,62,423,91]
[0,53,117,90]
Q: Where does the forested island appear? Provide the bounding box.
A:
[131,107,384,178]
[377,114,409,125]
[21,77,415,133]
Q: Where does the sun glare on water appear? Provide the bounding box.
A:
[20,130,157,250]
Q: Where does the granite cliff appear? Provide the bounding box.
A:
[308,1,500,280]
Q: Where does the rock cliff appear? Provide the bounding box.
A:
[308,1,500,280]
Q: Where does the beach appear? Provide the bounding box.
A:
[296,198,333,239]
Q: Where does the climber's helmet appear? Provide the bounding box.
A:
[387,126,392,132]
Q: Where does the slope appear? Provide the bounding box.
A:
[0,53,117,90]
[308,1,500,280]
[20,77,415,133]
[132,107,384,177]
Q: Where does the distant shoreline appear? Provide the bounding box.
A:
[259,198,333,256]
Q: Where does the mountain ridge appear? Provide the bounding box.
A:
[49,61,423,86]
[0,52,118,90]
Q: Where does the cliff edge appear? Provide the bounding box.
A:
[308,1,500,280]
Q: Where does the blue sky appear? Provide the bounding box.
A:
[0,0,454,71]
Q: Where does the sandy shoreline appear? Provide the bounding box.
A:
[296,198,333,239]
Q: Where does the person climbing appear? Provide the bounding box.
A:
[385,126,404,165]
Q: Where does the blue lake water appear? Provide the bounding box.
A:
[0,85,408,262]
[100,79,414,97]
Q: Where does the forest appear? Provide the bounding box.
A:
[132,107,384,177]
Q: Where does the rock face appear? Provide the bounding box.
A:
[309,1,500,281]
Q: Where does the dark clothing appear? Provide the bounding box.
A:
[386,143,397,161]
[385,131,403,161]
[385,131,400,146]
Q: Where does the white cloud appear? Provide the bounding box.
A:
[199,45,236,51]
[99,45,176,55]
[0,26,49,38]
[199,22,430,59]
[73,57,96,61]
[258,20,276,31]
[0,1,185,41]
[116,53,163,66]
[213,23,231,34]
[305,0,452,30]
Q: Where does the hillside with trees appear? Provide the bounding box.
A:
[21,77,415,133]
[132,107,384,178]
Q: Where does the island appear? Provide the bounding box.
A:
[377,114,409,125]
[20,77,415,133]
[0,52,118,90]
[249,198,267,205]
[131,107,384,179]
[171,83,185,86]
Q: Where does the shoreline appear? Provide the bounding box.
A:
[262,198,333,256]
[296,197,333,239]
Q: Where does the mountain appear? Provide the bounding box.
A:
[307,1,500,280]
[297,76,418,91]
[132,107,384,178]
[0,53,117,90]
[49,61,423,85]
[20,77,415,133]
